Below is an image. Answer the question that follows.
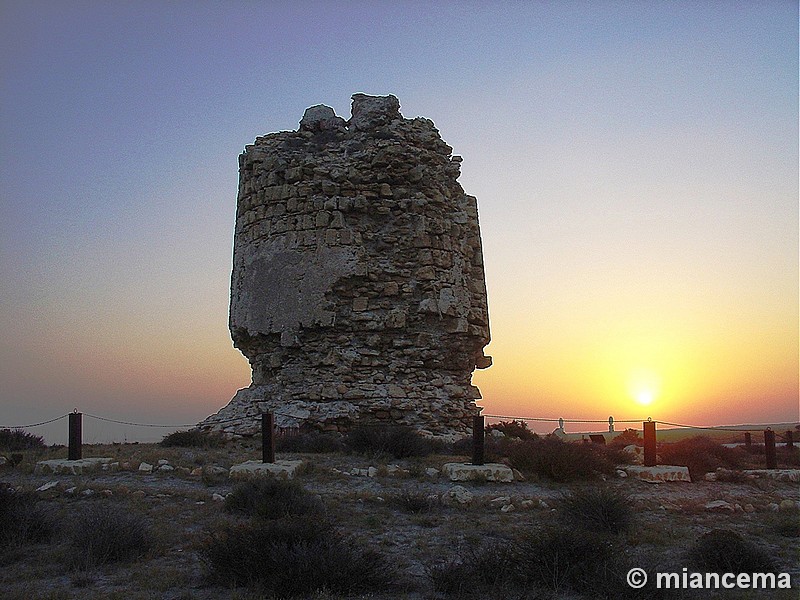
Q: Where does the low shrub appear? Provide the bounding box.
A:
[486,420,538,440]
[390,489,438,514]
[224,479,323,520]
[686,529,776,573]
[503,436,615,482]
[0,487,54,547]
[344,425,444,458]
[516,527,630,597]
[659,437,746,480]
[275,432,344,453]
[0,428,46,451]
[66,503,152,569]
[608,428,642,448]
[769,514,800,538]
[160,429,226,448]
[426,541,522,598]
[201,518,394,597]
[558,487,634,534]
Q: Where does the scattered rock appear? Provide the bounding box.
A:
[101,489,113,497]
[767,503,780,512]
[519,499,535,509]
[442,485,473,506]
[779,499,797,512]
[81,489,94,497]
[36,481,58,492]
[489,496,511,507]
[158,459,169,466]
[500,504,515,513]
[158,464,175,472]
[190,467,203,476]
[367,466,378,478]
[744,503,756,513]
[624,465,691,483]
[425,467,440,478]
[705,500,735,512]
[616,469,628,478]
[131,490,146,499]
[138,462,153,473]
[211,493,225,502]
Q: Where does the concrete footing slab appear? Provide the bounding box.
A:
[229,460,306,480]
[442,462,515,482]
[35,458,117,475]
[624,465,691,483]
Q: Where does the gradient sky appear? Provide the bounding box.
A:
[1,1,797,444]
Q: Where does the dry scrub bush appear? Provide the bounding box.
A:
[503,436,616,482]
[0,428,46,451]
[201,518,394,597]
[558,487,634,534]
[390,489,438,514]
[224,479,323,520]
[275,431,345,453]
[686,529,777,573]
[160,429,227,448]
[0,487,54,549]
[344,425,446,458]
[659,437,746,480]
[66,503,152,569]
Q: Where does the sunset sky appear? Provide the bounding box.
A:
[1,1,797,444]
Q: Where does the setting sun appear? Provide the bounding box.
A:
[636,390,654,406]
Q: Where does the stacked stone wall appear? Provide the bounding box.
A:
[200,94,491,438]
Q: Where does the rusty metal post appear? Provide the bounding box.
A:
[262,412,275,464]
[68,412,82,460]
[785,431,794,449]
[764,429,776,469]
[472,415,484,466]
[643,420,656,467]
[744,432,751,449]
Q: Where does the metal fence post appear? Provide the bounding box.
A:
[608,416,614,432]
[786,430,794,449]
[68,411,82,460]
[472,415,484,466]
[764,429,776,469]
[643,419,657,467]
[744,432,751,449]
[262,412,275,464]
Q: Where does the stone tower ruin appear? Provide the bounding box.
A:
[200,94,491,438]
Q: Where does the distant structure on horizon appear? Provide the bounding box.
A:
[200,94,491,438]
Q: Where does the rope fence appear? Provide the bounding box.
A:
[1,409,796,470]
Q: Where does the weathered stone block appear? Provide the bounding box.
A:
[442,462,515,483]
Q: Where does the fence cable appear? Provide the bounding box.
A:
[83,413,197,428]
[0,414,70,429]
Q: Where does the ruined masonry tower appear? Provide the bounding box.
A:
[201,94,491,438]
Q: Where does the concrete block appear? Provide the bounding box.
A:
[34,457,116,475]
[441,462,514,483]
[624,465,691,483]
[229,459,305,480]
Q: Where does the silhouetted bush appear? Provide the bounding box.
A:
[515,527,630,597]
[503,436,615,482]
[659,437,746,480]
[160,429,226,448]
[66,504,152,569]
[486,420,538,440]
[390,489,438,514]
[558,487,634,534]
[202,518,394,596]
[0,428,46,451]
[609,428,642,448]
[225,479,323,520]
[686,529,776,573]
[426,541,522,598]
[344,425,445,458]
[275,432,344,453]
[0,487,54,547]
